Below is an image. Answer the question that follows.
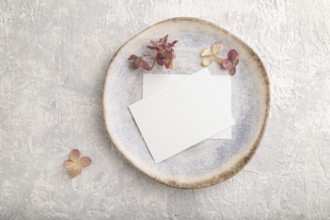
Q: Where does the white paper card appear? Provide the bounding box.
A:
[129,68,235,163]
[143,74,233,139]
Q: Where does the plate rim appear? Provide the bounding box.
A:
[103,17,270,189]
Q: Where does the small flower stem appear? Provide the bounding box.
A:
[150,57,157,69]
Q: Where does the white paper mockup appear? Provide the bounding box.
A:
[143,74,233,139]
[129,68,235,163]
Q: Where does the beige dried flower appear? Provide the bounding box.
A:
[200,43,224,67]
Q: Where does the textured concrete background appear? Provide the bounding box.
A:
[0,0,330,219]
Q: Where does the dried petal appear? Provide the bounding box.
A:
[214,56,223,64]
[221,58,232,69]
[146,45,159,51]
[202,57,213,67]
[68,165,82,178]
[164,58,172,69]
[156,52,165,65]
[128,54,138,61]
[131,62,139,69]
[69,149,80,162]
[132,57,142,69]
[229,66,236,75]
[79,156,92,168]
[228,49,239,61]
[233,58,239,66]
[157,52,165,59]
[150,40,157,46]
[140,60,151,71]
[168,40,178,47]
[157,58,165,66]
[168,60,173,69]
[160,35,168,44]
[164,48,173,60]
[131,63,139,69]
[63,160,75,169]
[211,43,223,55]
[129,54,143,69]
[201,49,212,57]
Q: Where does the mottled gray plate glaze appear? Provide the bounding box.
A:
[103,17,270,188]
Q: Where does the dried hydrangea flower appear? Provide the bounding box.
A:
[128,54,151,71]
[221,49,239,75]
[200,43,224,67]
[147,35,177,69]
[128,35,178,71]
[63,149,92,178]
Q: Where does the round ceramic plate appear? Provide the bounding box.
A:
[103,17,270,188]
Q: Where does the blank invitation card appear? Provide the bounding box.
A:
[129,68,235,163]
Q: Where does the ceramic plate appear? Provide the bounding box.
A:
[103,17,270,188]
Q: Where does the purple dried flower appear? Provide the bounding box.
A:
[221,49,239,75]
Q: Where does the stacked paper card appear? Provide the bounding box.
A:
[129,68,235,163]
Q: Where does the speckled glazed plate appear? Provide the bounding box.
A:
[103,17,270,188]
